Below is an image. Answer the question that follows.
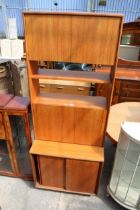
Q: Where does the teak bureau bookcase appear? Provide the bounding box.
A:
[24,12,123,194]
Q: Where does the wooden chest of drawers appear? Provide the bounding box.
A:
[39,79,91,96]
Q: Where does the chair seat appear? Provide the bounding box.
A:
[0,94,14,108]
[5,96,30,110]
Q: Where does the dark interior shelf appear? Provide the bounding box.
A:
[31,69,110,84]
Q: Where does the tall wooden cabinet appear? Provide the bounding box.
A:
[24,12,123,194]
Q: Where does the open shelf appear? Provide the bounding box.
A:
[33,93,107,109]
[31,69,110,84]
[30,140,104,162]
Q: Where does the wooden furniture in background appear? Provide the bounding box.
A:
[0,94,32,179]
[39,79,91,96]
[106,102,140,144]
[95,67,140,104]
[96,19,140,104]
[24,12,123,194]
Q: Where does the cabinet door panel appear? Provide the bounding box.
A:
[33,104,106,146]
[38,156,64,188]
[66,159,100,193]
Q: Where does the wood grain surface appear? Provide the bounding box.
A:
[33,93,107,109]
[66,159,100,193]
[24,12,123,193]
[38,156,64,188]
[32,103,107,145]
[24,12,123,64]
[30,140,104,162]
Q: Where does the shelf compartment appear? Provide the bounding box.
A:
[33,93,107,109]
[31,69,110,84]
[30,140,104,162]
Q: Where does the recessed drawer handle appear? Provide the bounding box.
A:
[57,86,63,89]
[40,84,46,88]
[77,87,84,91]
[126,90,129,96]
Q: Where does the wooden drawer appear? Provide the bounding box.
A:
[39,84,51,93]
[121,80,140,89]
[0,113,6,139]
[121,88,140,98]
[40,83,90,96]
[119,97,140,103]
[38,156,64,188]
[95,83,109,97]
[66,159,100,193]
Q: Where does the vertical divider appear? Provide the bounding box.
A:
[27,61,40,100]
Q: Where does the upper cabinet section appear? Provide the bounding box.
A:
[23,12,123,65]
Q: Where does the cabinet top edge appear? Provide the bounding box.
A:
[23,11,123,18]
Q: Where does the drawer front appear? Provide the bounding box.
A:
[38,156,64,188]
[0,113,6,139]
[121,81,140,89]
[95,84,110,97]
[40,83,90,96]
[39,84,51,93]
[66,159,100,193]
[119,97,140,103]
[121,88,140,98]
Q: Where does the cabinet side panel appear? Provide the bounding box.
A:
[38,156,64,188]
[66,159,100,193]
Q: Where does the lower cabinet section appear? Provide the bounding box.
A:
[35,155,102,194]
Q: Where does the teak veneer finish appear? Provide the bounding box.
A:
[38,156,64,188]
[24,12,122,65]
[34,93,106,108]
[66,160,100,193]
[31,140,104,193]
[24,12,123,194]
[30,140,104,162]
[32,103,107,146]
